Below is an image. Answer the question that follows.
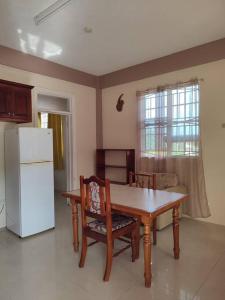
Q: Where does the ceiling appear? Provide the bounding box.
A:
[0,0,225,75]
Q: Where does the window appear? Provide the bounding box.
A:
[140,83,199,157]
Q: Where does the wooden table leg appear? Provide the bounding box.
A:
[143,217,152,287]
[72,201,79,252]
[173,205,180,259]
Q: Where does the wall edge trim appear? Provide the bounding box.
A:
[99,38,225,89]
[0,45,98,88]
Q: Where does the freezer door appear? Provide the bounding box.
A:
[20,162,55,237]
[19,128,53,163]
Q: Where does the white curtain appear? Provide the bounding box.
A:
[137,81,211,218]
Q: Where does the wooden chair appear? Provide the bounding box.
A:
[129,171,157,189]
[79,175,140,282]
[129,172,157,245]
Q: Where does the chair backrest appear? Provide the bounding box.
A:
[129,172,156,190]
[80,175,112,233]
[154,173,178,190]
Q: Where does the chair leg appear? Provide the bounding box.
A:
[153,218,157,245]
[131,230,136,262]
[79,235,87,268]
[103,243,113,281]
[135,222,140,260]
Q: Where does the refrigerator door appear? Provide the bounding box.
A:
[20,162,55,237]
[19,128,53,163]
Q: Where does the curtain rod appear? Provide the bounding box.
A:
[137,78,204,96]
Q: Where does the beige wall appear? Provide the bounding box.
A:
[0,64,96,228]
[102,59,225,226]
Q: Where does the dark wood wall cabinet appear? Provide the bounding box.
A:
[96,149,135,185]
[0,79,33,123]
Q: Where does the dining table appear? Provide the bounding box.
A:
[62,184,188,287]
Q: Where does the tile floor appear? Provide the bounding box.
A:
[0,195,225,300]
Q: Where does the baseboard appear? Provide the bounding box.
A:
[182,214,225,227]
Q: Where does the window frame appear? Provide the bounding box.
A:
[142,83,200,157]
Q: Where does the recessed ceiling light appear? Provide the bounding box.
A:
[34,0,72,26]
[83,26,93,33]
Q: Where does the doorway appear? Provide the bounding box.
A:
[38,112,66,191]
[35,92,73,192]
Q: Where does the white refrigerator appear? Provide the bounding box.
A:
[5,127,55,238]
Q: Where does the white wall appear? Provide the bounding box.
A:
[0,64,96,228]
[102,59,225,226]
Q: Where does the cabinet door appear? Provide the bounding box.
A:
[0,84,13,118]
[13,87,32,122]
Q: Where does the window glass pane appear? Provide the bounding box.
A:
[145,126,157,155]
[146,98,150,109]
[150,95,156,108]
[150,109,156,118]
[178,89,185,105]
[172,92,178,105]
[178,105,185,120]
[163,92,167,107]
[186,91,192,103]
[172,105,178,119]
[172,142,185,156]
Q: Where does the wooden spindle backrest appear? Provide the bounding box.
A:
[129,172,157,190]
[80,176,112,233]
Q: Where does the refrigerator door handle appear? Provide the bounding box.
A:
[20,161,53,164]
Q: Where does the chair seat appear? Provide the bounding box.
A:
[88,214,135,234]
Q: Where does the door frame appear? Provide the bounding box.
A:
[33,87,77,191]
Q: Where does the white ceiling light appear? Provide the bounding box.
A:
[34,0,72,26]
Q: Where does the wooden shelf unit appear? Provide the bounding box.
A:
[105,165,127,169]
[96,149,135,185]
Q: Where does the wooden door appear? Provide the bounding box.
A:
[13,87,32,122]
[0,84,13,119]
